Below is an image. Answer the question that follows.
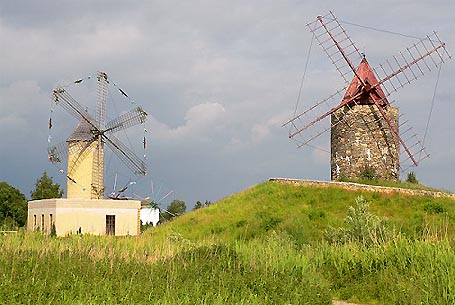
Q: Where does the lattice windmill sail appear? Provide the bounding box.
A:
[284,11,451,180]
[49,71,147,199]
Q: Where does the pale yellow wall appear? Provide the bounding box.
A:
[67,142,95,199]
[28,198,140,236]
[67,141,104,199]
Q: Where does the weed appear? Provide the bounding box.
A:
[324,196,390,246]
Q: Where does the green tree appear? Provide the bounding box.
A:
[406,171,419,184]
[163,200,186,221]
[31,171,64,200]
[193,201,203,210]
[0,182,28,228]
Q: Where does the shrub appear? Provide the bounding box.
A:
[324,196,390,246]
[423,202,447,214]
[406,171,419,184]
[359,166,376,180]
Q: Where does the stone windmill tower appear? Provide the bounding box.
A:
[284,11,451,180]
[331,57,399,180]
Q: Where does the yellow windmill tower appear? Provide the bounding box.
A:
[29,71,148,236]
[51,71,147,199]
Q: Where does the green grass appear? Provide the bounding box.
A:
[1,181,455,304]
[162,181,455,245]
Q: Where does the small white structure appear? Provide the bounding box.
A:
[140,208,160,227]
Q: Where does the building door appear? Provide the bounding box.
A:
[106,215,115,235]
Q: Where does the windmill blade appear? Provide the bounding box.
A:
[157,190,174,205]
[160,208,176,217]
[369,102,420,166]
[47,141,68,163]
[91,140,104,199]
[287,96,369,149]
[104,107,147,134]
[373,32,451,97]
[52,87,100,132]
[103,133,147,176]
[68,140,97,176]
[307,11,363,84]
[284,87,347,141]
[96,71,108,130]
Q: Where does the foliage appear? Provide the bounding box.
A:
[0,182,27,228]
[162,199,186,221]
[193,200,203,210]
[0,232,332,305]
[359,165,376,180]
[50,223,57,237]
[317,238,455,304]
[324,196,390,246]
[0,182,455,304]
[30,171,64,200]
[406,171,419,184]
[157,182,455,246]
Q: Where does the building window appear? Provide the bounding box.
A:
[41,214,45,232]
[50,214,53,233]
[106,215,115,235]
[33,215,37,229]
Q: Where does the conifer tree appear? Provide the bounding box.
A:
[31,171,64,200]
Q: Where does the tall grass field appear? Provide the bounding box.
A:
[1,181,454,304]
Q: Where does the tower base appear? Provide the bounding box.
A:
[27,198,141,236]
[331,104,400,181]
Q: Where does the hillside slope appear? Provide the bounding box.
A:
[2,181,455,304]
[151,180,455,245]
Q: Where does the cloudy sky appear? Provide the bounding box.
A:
[1,1,454,208]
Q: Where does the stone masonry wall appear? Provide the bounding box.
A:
[331,104,399,181]
[269,178,455,200]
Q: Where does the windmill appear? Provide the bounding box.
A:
[138,180,176,227]
[283,11,451,180]
[48,71,147,199]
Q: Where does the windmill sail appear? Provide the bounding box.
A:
[51,71,148,199]
[285,11,451,178]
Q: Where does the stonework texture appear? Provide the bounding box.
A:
[331,104,399,181]
[269,178,455,200]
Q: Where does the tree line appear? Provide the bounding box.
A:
[1,171,213,230]
[1,171,63,229]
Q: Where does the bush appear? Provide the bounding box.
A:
[359,166,376,180]
[324,196,390,246]
[406,171,419,184]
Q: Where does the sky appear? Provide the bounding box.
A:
[1,0,454,208]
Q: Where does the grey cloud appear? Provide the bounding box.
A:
[1,0,454,206]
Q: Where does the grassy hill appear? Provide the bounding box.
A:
[1,180,455,304]
[152,180,455,245]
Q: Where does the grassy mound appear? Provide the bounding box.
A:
[1,181,454,304]
[154,181,455,245]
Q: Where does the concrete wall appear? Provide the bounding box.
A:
[28,198,140,236]
[331,104,399,181]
